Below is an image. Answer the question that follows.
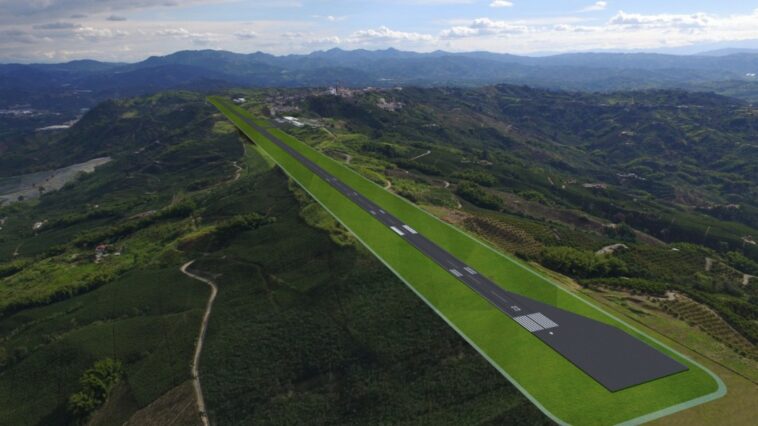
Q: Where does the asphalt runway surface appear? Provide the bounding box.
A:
[224,104,688,392]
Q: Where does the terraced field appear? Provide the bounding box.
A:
[661,295,757,359]
[463,216,544,257]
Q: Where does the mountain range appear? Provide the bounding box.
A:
[3,48,758,111]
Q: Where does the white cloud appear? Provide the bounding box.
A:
[75,26,129,41]
[439,9,758,52]
[234,29,257,40]
[155,27,220,46]
[441,17,528,38]
[441,26,479,38]
[608,10,713,29]
[303,35,341,46]
[155,28,192,37]
[0,0,223,23]
[581,1,607,12]
[489,1,513,8]
[350,26,434,43]
[5,4,758,62]
[311,15,346,22]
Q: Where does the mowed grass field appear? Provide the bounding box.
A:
[211,98,724,425]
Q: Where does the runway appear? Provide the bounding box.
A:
[223,103,688,392]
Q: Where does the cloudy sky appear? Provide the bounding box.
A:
[2,0,758,63]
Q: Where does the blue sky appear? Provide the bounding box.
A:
[2,1,758,62]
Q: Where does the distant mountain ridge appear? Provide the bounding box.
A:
[12,47,758,73]
[3,48,758,112]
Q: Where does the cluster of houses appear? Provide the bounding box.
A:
[582,183,608,190]
[376,97,404,111]
[94,244,121,263]
[277,116,304,127]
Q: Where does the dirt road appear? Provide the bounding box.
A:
[180,260,218,426]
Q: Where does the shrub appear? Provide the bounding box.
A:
[455,181,502,210]
[540,246,628,278]
[580,277,668,296]
[67,358,124,423]
[454,170,497,187]
[604,223,637,242]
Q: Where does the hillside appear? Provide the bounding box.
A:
[246,85,758,348]
[1,84,755,424]
[3,48,758,144]
[0,91,550,424]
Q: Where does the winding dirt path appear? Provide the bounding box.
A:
[409,150,431,161]
[231,161,243,182]
[180,260,218,426]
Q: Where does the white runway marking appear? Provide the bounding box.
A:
[513,315,544,332]
[390,226,405,236]
[527,312,559,329]
[402,225,418,234]
[450,269,463,277]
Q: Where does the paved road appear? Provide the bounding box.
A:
[223,103,688,392]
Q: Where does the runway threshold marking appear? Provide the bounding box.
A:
[390,226,405,236]
[528,312,559,329]
[513,315,544,332]
[402,225,418,234]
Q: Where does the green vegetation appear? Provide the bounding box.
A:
[0,91,237,424]
[2,83,754,424]
[212,98,724,425]
[455,181,502,210]
[261,85,755,350]
[0,267,207,425]
[539,246,628,278]
[67,358,124,423]
[0,90,551,425]
[454,170,498,187]
[182,163,548,425]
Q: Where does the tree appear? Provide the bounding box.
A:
[67,358,124,423]
[455,181,502,210]
[605,223,637,242]
[540,246,628,279]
